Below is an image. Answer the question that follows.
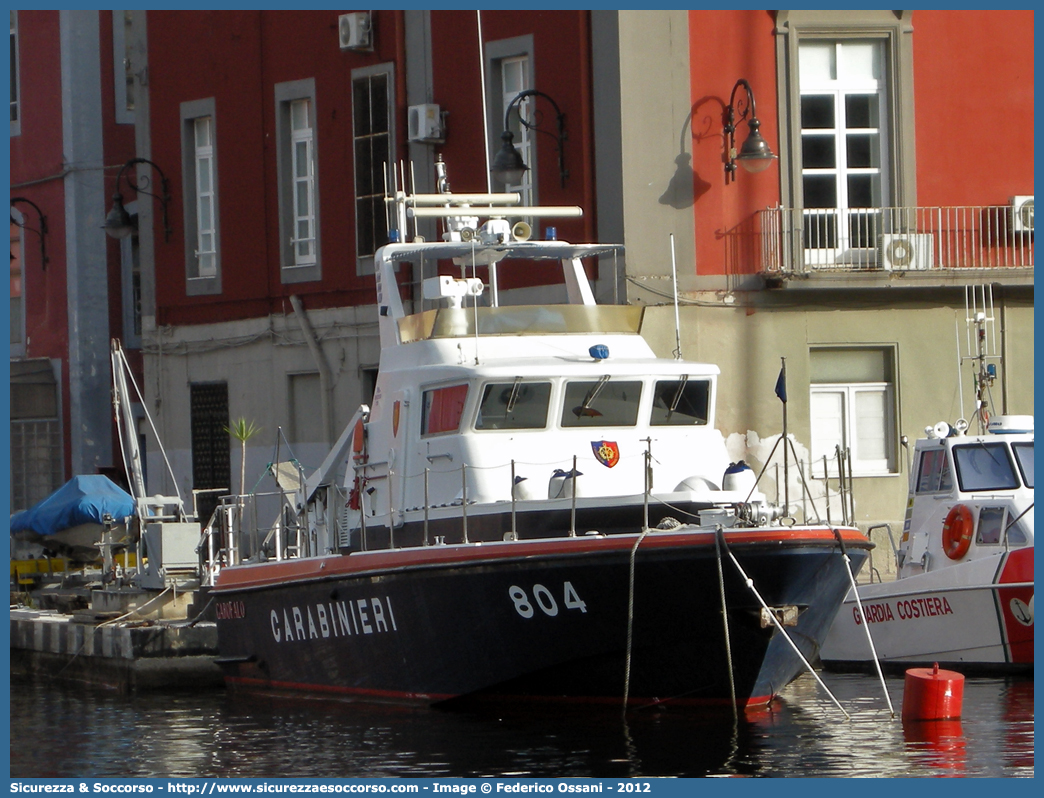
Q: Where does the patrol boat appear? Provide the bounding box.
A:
[820,416,1033,673]
[208,161,871,708]
[822,298,1033,674]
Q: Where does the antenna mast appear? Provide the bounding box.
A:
[962,285,1000,434]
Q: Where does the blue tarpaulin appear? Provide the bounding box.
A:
[10,475,135,537]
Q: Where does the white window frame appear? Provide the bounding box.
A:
[276,79,321,283]
[810,382,895,477]
[194,118,217,277]
[290,100,316,264]
[351,63,394,275]
[180,98,221,295]
[774,11,917,273]
[799,40,889,264]
[112,10,135,125]
[499,54,534,207]
[485,36,536,207]
[11,10,20,136]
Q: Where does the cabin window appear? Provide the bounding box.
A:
[975,506,1005,545]
[561,379,642,428]
[475,381,551,430]
[1012,442,1033,488]
[650,378,710,426]
[914,448,953,494]
[952,442,1019,492]
[422,384,468,436]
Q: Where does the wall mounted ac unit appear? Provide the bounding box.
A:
[339,12,372,51]
[879,233,934,271]
[408,104,444,143]
[1011,195,1034,234]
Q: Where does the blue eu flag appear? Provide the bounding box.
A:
[774,367,787,403]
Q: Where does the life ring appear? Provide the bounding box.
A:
[941,504,974,560]
[351,418,367,463]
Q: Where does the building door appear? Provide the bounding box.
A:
[190,382,230,523]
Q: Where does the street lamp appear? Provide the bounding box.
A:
[103,157,172,241]
[10,196,49,269]
[491,89,569,188]
[724,79,777,183]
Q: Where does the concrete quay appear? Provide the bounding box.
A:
[10,605,224,691]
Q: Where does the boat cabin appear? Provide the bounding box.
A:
[898,415,1034,577]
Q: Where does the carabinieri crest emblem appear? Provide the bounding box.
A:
[591,440,620,468]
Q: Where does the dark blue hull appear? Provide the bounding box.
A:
[212,527,870,708]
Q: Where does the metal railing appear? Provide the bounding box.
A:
[756,205,1034,275]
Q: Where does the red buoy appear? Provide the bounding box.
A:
[902,662,965,721]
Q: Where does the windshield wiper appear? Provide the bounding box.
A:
[665,375,689,422]
[574,375,610,418]
[505,376,523,414]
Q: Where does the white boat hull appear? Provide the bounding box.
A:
[820,546,1033,672]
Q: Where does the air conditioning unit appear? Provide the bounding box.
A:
[879,233,934,271]
[408,104,444,143]
[338,12,372,51]
[1011,195,1034,234]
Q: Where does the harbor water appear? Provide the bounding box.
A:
[9,672,1032,778]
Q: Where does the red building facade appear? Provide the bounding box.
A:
[12,11,1033,548]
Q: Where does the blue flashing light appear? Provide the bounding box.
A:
[589,344,610,360]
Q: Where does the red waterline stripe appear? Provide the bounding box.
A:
[222,676,773,709]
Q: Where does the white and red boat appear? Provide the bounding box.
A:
[822,327,1034,674]
[207,159,871,708]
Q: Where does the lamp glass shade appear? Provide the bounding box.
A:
[491,133,529,186]
[735,127,777,173]
[103,196,136,239]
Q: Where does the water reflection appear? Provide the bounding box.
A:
[9,673,1032,778]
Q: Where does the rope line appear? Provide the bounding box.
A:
[622,528,650,713]
[715,528,738,720]
[719,535,851,720]
[833,529,895,717]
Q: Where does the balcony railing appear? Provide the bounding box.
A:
[756,205,1034,276]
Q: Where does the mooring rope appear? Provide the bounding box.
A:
[715,528,738,721]
[719,535,851,720]
[833,528,895,717]
[622,528,651,713]
[98,586,174,627]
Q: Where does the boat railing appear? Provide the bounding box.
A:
[202,436,870,576]
[866,523,899,583]
[199,486,314,585]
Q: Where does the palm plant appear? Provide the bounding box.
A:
[225,417,262,497]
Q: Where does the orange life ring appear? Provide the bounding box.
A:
[351,418,367,462]
[941,504,974,560]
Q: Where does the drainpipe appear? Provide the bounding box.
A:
[997,287,1009,415]
[289,295,334,447]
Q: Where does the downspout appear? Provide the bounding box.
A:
[289,295,335,447]
[998,285,1008,415]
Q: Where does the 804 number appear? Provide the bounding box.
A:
[508,581,587,618]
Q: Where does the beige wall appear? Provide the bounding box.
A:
[639,295,1033,575]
